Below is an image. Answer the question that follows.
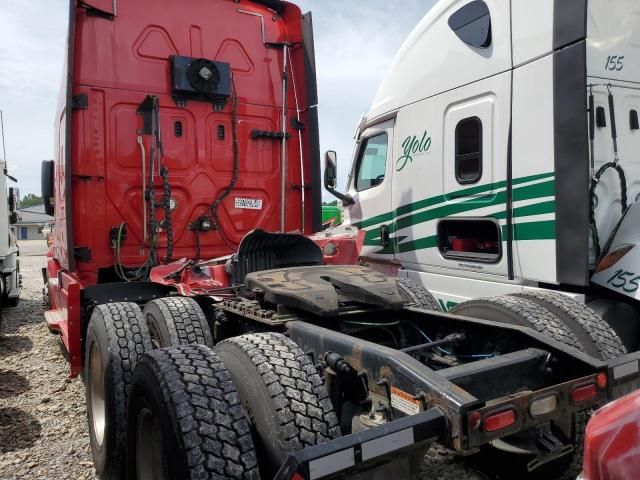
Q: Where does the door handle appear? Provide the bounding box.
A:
[380,224,390,248]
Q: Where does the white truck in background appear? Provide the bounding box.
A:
[323,0,640,356]
[0,122,20,315]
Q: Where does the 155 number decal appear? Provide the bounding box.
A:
[606,269,640,293]
[605,55,624,72]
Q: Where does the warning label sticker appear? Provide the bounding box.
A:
[390,387,421,415]
[234,197,263,210]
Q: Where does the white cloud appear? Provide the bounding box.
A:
[0,0,435,200]
[0,0,67,196]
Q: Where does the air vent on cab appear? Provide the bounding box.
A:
[170,55,231,107]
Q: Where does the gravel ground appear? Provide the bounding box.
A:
[0,241,489,480]
[0,243,98,480]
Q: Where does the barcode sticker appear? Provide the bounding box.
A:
[234,197,263,210]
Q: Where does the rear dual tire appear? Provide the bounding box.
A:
[215,333,341,478]
[85,302,152,480]
[397,278,442,311]
[143,296,214,349]
[452,293,625,479]
[126,344,259,480]
[126,334,340,480]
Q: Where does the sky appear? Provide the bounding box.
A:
[0,0,435,198]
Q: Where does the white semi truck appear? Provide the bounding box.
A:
[0,154,20,314]
[324,0,640,356]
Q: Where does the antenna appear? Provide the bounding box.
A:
[0,110,17,182]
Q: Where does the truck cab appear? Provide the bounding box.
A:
[0,157,20,311]
[326,0,640,350]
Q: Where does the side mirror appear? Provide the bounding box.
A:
[41,160,55,216]
[8,187,18,213]
[324,150,338,190]
[323,150,354,206]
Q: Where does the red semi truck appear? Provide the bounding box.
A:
[42,1,640,480]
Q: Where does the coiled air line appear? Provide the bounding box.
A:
[589,84,629,260]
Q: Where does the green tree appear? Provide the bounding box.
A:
[20,193,43,208]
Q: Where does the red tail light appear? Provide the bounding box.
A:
[571,383,597,403]
[484,409,516,432]
[291,473,305,480]
[596,372,607,389]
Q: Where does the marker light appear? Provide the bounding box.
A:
[529,394,557,417]
[596,372,607,389]
[571,383,597,403]
[484,409,516,432]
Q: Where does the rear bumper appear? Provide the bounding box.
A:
[275,407,446,480]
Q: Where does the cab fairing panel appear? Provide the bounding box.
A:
[368,0,512,121]
[511,0,554,67]
[587,0,640,85]
[512,53,557,284]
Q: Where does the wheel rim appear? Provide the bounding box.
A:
[147,314,162,349]
[136,408,169,480]
[89,341,106,446]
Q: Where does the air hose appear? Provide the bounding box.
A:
[208,75,240,252]
[161,165,173,263]
[589,85,629,259]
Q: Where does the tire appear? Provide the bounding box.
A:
[85,302,152,480]
[215,333,340,478]
[451,295,582,350]
[511,291,626,360]
[397,279,442,311]
[126,344,259,480]
[143,296,214,349]
[451,296,588,479]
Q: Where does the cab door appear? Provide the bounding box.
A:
[343,119,395,259]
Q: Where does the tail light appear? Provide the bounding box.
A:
[596,372,607,389]
[571,383,597,403]
[484,409,516,432]
[529,394,557,417]
[291,473,305,480]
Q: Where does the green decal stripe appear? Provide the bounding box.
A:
[394,180,554,233]
[491,200,555,220]
[511,220,556,241]
[396,235,438,254]
[363,182,555,247]
[354,211,394,230]
[353,171,554,229]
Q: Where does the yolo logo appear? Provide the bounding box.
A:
[396,131,431,171]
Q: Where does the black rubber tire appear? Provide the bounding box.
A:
[451,296,591,479]
[126,344,259,480]
[397,278,442,311]
[143,296,214,349]
[511,291,626,360]
[85,302,152,480]
[452,295,582,350]
[215,333,340,478]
